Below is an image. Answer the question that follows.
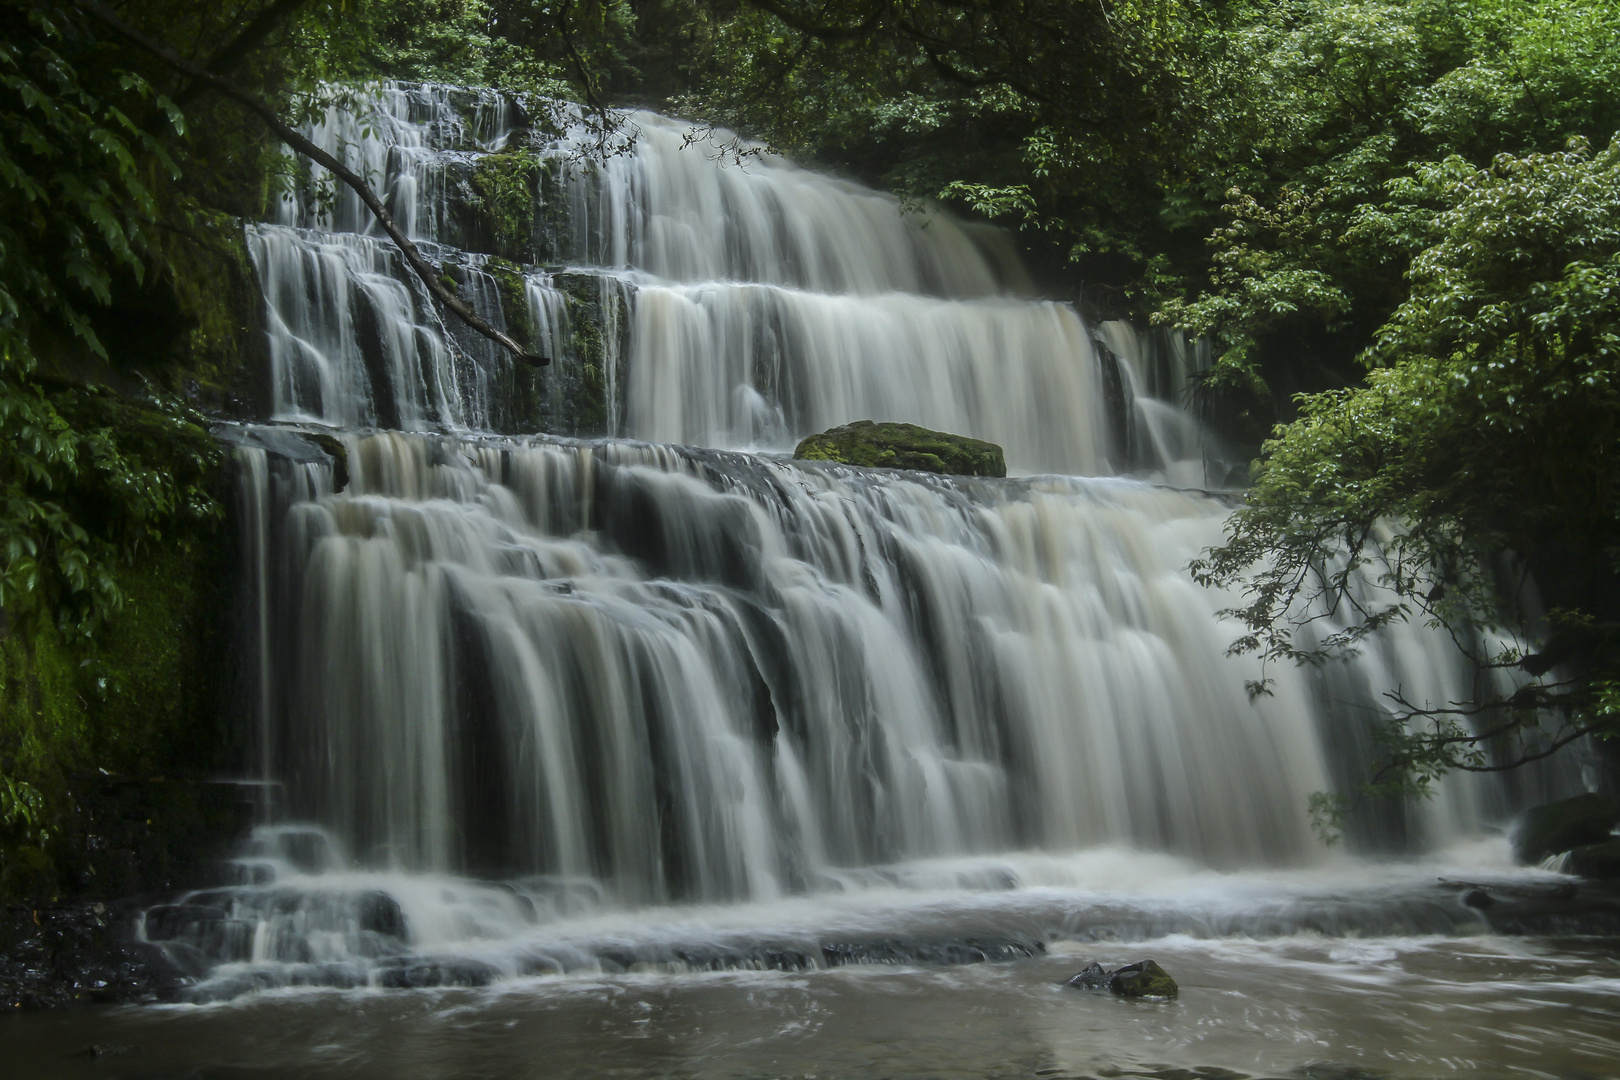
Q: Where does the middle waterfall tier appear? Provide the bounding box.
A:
[235,429,1531,906]
[253,85,1213,480]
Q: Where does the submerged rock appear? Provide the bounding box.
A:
[1065,958,1179,998]
[1108,959,1179,998]
[1566,839,1620,880]
[1511,793,1620,864]
[794,421,1006,478]
[1065,961,1111,989]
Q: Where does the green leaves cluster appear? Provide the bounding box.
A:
[1158,0,1620,434]
[469,149,542,256]
[1195,136,1620,804]
[1,6,176,361]
[1,7,224,643]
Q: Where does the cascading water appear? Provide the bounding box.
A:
[143,84,1588,1004]
[249,87,1145,475]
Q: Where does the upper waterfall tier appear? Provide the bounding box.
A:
[278,83,520,241]
[257,83,1217,477]
[552,112,1028,297]
[278,85,1024,298]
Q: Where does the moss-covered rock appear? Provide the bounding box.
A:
[1108,959,1179,998]
[794,421,1006,477]
[464,151,543,262]
[550,271,630,438]
[1511,793,1620,864]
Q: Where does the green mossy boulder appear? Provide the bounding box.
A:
[1109,959,1179,998]
[1511,793,1620,864]
[794,421,1006,478]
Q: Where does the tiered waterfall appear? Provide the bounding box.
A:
[147,84,1578,994]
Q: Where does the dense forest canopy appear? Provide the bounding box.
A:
[2,0,1618,860]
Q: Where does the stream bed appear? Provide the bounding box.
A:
[5,847,1616,1080]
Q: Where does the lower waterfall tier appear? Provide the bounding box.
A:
[232,428,1573,907]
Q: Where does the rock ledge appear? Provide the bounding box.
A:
[794,421,1007,478]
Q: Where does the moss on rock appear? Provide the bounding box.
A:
[1109,960,1179,998]
[0,395,241,902]
[794,421,1007,477]
[468,151,542,261]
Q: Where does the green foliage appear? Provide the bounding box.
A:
[0,776,49,846]
[0,7,179,365]
[1195,137,1620,807]
[1,7,225,645]
[470,152,541,258]
[1156,0,1620,433]
[3,384,224,643]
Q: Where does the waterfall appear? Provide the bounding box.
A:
[225,428,1544,893]
[251,86,1168,476]
[150,84,1583,995]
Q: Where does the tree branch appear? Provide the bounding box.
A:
[74,0,549,367]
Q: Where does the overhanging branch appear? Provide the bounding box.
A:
[74,0,549,367]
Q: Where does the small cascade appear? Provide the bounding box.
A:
[1095,321,1224,486]
[552,112,1028,298]
[278,83,520,242]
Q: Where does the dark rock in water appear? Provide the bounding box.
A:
[820,936,1043,967]
[0,901,186,1009]
[794,421,1007,478]
[375,957,498,988]
[1510,793,1620,864]
[357,891,407,938]
[1108,959,1178,998]
[71,1043,133,1059]
[1471,878,1620,935]
[1566,839,1620,880]
[304,431,350,491]
[1461,889,1495,909]
[1065,961,1111,989]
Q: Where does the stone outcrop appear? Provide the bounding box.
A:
[1065,958,1179,998]
[794,421,1007,477]
[1511,793,1620,864]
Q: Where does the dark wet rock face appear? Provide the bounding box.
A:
[794,421,1007,478]
[1510,793,1620,864]
[1566,839,1620,880]
[1065,960,1111,989]
[0,901,185,1009]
